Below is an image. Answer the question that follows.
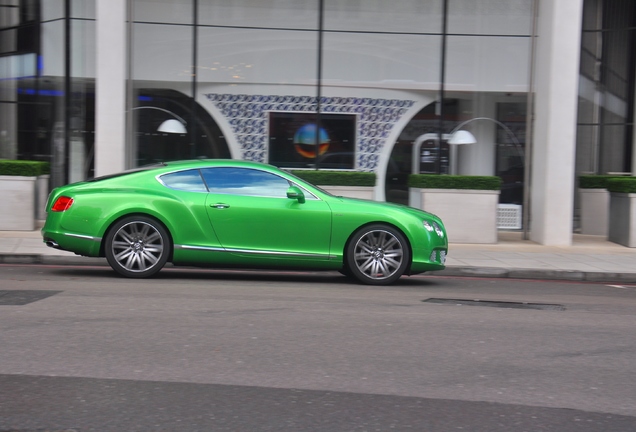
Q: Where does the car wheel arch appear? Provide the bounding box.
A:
[343,222,413,276]
[99,212,174,261]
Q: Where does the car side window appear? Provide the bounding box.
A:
[158,169,208,192]
[201,167,291,198]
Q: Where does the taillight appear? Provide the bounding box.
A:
[51,196,74,212]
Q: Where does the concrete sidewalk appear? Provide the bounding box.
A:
[1,230,636,284]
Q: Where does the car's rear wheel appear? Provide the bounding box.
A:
[105,216,171,278]
[346,224,410,285]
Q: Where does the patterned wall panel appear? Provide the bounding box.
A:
[204,93,414,171]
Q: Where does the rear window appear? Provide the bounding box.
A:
[159,169,208,192]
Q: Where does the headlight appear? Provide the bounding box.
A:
[432,222,444,238]
[423,220,444,238]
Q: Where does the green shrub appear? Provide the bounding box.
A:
[408,174,501,190]
[0,160,50,177]
[291,170,376,187]
[607,177,636,194]
[579,175,630,189]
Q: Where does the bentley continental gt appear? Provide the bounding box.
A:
[42,160,447,285]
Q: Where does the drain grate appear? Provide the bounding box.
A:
[0,429,79,432]
[0,430,79,432]
[423,298,565,311]
[0,290,63,306]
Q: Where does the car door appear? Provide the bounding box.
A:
[201,167,332,260]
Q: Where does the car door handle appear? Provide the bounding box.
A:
[210,203,230,209]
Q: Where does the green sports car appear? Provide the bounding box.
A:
[42,159,447,285]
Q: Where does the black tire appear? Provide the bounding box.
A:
[346,224,410,285]
[338,265,353,278]
[105,216,171,278]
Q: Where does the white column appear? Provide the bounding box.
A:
[95,0,127,176]
[530,0,584,246]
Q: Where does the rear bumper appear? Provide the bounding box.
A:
[41,229,102,257]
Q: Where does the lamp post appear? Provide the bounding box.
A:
[131,106,188,134]
[446,117,524,175]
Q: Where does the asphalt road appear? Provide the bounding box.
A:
[1,264,635,431]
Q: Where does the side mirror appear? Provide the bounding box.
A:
[286,185,305,204]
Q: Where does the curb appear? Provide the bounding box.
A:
[2,253,636,284]
[436,267,636,284]
[0,254,107,266]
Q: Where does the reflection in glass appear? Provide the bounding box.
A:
[202,167,291,197]
[268,112,355,169]
[132,0,193,25]
[448,0,533,36]
[324,0,443,33]
[160,169,208,192]
[198,0,318,29]
[197,27,318,86]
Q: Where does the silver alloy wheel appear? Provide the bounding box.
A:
[352,229,404,281]
[111,221,165,273]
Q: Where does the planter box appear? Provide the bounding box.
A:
[579,188,609,236]
[410,188,500,244]
[0,175,36,231]
[608,192,636,247]
[319,185,375,200]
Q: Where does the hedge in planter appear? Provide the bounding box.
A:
[579,175,630,189]
[290,170,376,187]
[408,174,501,190]
[0,160,50,177]
[607,177,636,193]
[578,175,632,236]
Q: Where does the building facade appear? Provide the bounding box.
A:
[1,0,635,245]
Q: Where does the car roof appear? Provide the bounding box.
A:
[161,159,275,170]
[85,159,280,184]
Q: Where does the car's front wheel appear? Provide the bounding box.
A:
[105,216,171,278]
[346,224,410,285]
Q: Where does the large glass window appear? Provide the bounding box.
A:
[443,35,530,180]
[322,33,441,85]
[132,24,192,84]
[132,0,193,25]
[385,1,533,205]
[198,0,318,29]
[40,0,64,21]
[438,0,532,207]
[131,21,196,166]
[576,0,635,176]
[447,0,533,36]
[324,0,442,33]
[196,12,319,164]
[196,27,318,86]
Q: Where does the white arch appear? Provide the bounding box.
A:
[374,94,436,201]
